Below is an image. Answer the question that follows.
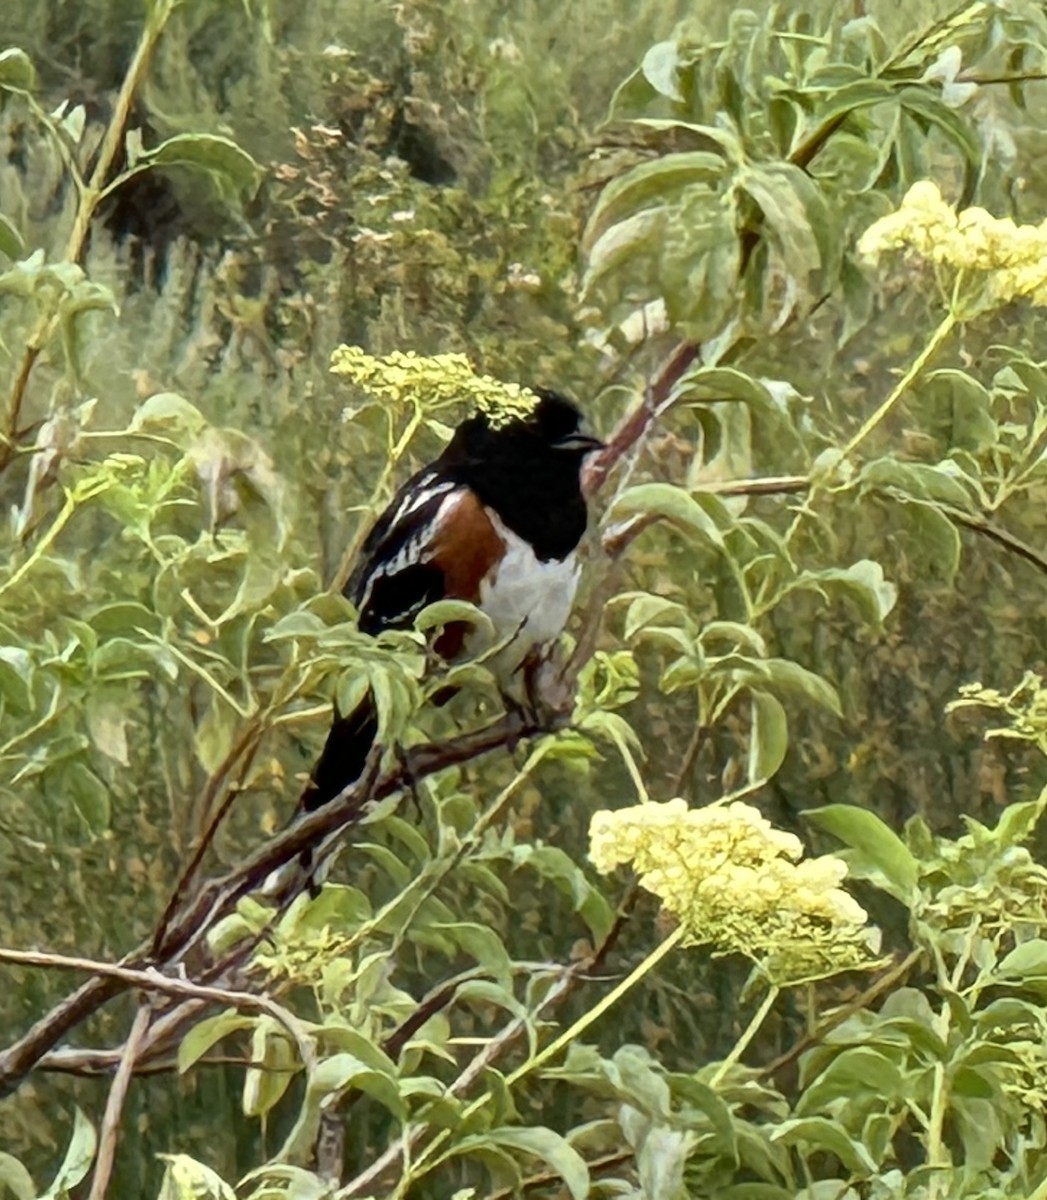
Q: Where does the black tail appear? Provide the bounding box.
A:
[260,695,380,899]
[299,695,380,812]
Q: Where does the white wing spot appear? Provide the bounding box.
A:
[356,486,465,615]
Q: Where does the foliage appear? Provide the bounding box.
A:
[4,0,1047,1198]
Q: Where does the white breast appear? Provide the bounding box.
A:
[478,511,581,664]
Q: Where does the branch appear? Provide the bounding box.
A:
[0,709,553,1095]
[488,1151,635,1200]
[0,946,313,1068]
[87,1002,153,1200]
[339,890,635,1198]
[942,505,1047,577]
[759,948,922,1083]
[582,341,698,497]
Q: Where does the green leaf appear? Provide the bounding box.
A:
[861,457,976,508]
[668,1075,738,1159]
[59,762,111,834]
[0,647,33,712]
[758,658,842,717]
[0,1153,35,1200]
[452,1127,589,1200]
[804,804,918,904]
[177,1010,255,1073]
[415,598,494,643]
[997,939,1047,980]
[636,1123,690,1199]
[770,1116,877,1176]
[608,483,724,549]
[0,214,23,260]
[674,365,778,412]
[42,1108,95,1199]
[988,799,1045,850]
[526,845,614,941]
[797,1046,902,1115]
[584,152,726,252]
[242,1019,298,1118]
[796,560,898,624]
[309,1052,404,1119]
[157,1154,236,1200]
[700,621,767,656]
[920,369,996,451]
[264,610,329,641]
[134,133,261,202]
[193,697,238,774]
[130,392,208,437]
[748,689,788,783]
[737,162,832,287]
[313,1022,397,1077]
[583,206,666,297]
[622,593,691,642]
[641,39,684,101]
[434,922,513,987]
[899,86,980,203]
[0,48,36,92]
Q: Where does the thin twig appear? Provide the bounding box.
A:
[488,1150,635,1199]
[0,946,313,1067]
[942,506,1047,577]
[759,948,922,1082]
[0,709,553,1096]
[151,715,265,954]
[87,1001,153,1200]
[338,891,636,1198]
[583,341,699,497]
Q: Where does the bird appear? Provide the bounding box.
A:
[298,387,604,820]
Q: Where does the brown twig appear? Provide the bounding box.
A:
[87,1001,153,1200]
[759,948,922,1083]
[583,341,699,497]
[0,946,313,1065]
[339,891,636,1198]
[942,505,1047,577]
[151,715,265,955]
[0,709,552,1096]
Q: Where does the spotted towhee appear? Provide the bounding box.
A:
[300,388,603,815]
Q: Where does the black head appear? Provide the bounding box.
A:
[517,388,605,456]
[451,388,603,462]
[441,387,603,560]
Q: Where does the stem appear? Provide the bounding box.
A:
[506,924,686,1089]
[0,479,111,601]
[332,403,425,593]
[708,984,781,1088]
[839,311,958,463]
[3,3,173,459]
[87,1002,152,1200]
[405,925,686,1186]
[925,1052,952,1198]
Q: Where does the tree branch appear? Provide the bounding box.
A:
[0,709,554,1096]
[582,341,699,497]
[87,1002,153,1200]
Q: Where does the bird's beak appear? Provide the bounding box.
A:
[554,431,605,454]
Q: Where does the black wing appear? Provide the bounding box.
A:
[345,468,461,633]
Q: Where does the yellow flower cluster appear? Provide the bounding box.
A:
[858,181,1047,309]
[950,672,1047,749]
[590,798,878,983]
[330,345,539,428]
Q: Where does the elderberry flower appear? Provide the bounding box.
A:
[590,798,879,983]
[330,346,538,427]
[859,181,1047,309]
